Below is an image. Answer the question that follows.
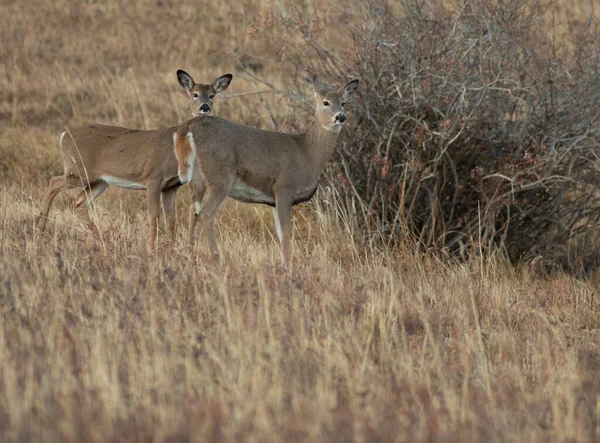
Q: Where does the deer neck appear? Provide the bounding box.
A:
[301,119,341,174]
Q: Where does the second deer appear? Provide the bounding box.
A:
[184,75,359,263]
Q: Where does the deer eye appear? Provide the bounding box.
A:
[323,101,330,107]
[341,102,346,107]
[193,93,199,98]
[209,94,215,100]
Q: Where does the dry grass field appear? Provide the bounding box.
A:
[1,0,600,441]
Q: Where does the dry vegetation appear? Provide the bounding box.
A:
[1,0,600,441]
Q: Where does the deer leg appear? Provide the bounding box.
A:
[161,188,178,243]
[188,181,206,247]
[146,182,162,252]
[197,182,230,260]
[74,180,109,207]
[271,206,283,242]
[36,175,72,232]
[274,191,294,265]
[74,181,109,231]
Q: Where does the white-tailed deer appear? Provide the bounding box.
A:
[184,76,359,263]
[36,70,233,250]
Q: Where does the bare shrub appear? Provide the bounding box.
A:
[240,0,600,272]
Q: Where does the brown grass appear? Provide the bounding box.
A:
[1,0,600,441]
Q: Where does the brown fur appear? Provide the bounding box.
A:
[36,72,232,250]
[187,78,359,263]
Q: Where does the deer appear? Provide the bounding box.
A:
[35,70,233,250]
[183,75,359,264]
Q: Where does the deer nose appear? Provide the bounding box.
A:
[335,113,347,123]
[200,103,210,113]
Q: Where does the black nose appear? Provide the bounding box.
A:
[200,103,210,113]
[335,113,347,123]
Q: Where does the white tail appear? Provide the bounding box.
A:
[36,70,233,250]
[186,76,359,263]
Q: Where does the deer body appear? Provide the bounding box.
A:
[187,118,336,205]
[187,78,359,263]
[36,71,232,250]
[60,124,183,192]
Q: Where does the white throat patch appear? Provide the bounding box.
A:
[321,124,343,133]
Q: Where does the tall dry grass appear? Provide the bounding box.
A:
[1,0,600,441]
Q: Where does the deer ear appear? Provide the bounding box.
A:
[214,74,233,93]
[177,70,195,92]
[302,71,317,85]
[310,74,328,91]
[340,79,359,101]
[305,72,326,99]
